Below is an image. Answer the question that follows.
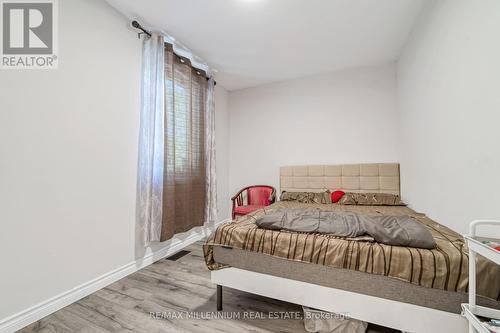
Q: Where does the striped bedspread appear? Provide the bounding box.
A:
[204,201,500,301]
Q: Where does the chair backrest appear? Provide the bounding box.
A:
[247,186,274,206]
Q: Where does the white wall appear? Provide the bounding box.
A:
[397,0,500,236]
[215,86,231,221]
[228,65,399,195]
[0,0,230,323]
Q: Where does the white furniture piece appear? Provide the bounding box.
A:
[212,267,467,333]
[462,220,500,333]
[211,163,471,333]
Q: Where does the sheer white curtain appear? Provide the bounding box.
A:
[204,78,217,224]
[137,32,217,244]
[137,33,165,243]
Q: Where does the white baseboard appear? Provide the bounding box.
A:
[0,219,229,333]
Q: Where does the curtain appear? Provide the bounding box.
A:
[160,44,216,241]
[137,33,165,243]
[205,78,218,225]
[138,36,217,244]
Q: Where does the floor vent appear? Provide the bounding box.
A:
[166,250,191,261]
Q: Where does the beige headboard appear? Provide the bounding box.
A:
[280,163,400,196]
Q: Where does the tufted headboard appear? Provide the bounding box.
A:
[280,163,400,196]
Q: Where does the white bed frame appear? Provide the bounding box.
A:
[212,268,466,333]
[211,163,468,333]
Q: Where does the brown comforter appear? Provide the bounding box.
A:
[204,201,500,301]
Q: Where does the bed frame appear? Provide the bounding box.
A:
[212,163,467,333]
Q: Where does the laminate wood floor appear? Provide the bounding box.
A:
[18,242,399,333]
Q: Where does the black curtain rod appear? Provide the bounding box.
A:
[131,20,151,37]
[131,21,216,86]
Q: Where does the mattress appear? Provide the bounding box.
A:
[204,201,500,307]
[212,246,500,313]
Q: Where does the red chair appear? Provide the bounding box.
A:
[231,185,276,220]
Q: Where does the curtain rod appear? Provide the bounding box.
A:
[131,20,152,37]
[131,21,216,86]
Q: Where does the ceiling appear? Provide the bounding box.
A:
[106,0,427,91]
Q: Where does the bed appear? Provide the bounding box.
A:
[203,163,500,333]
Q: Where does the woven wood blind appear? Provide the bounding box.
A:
[161,43,208,241]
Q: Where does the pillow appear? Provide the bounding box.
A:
[339,192,406,206]
[331,190,345,203]
[280,191,331,204]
